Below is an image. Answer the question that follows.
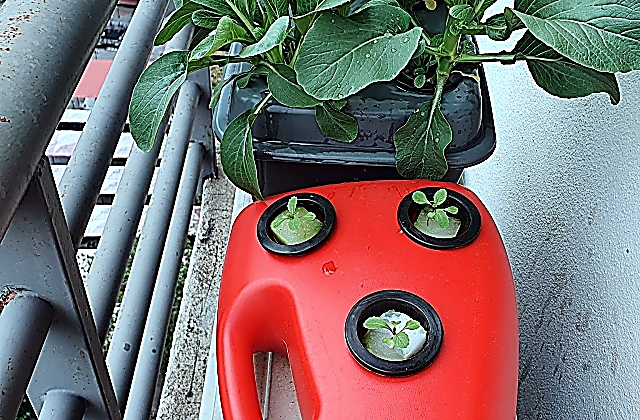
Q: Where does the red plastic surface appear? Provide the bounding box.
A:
[217,180,518,420]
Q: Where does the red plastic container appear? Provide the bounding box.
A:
[217,180,518,419]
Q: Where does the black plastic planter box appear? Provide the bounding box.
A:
[214,19,496,197]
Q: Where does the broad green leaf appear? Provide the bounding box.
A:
[394,98,453,180]
[449,4,474,22]
[237,0,256,20]
[192,0,236,17]
[511,0,640,73]
[404,320,421,330]
[155,2,202,46]
[474,0,498,19]
[435,209,449,228]
[433,188,447,206]
[260,0,290,24]
[515,32,620,104]
[444,206,458,214]
[190,16,252,60]
[289,217,302,230]
[294,14,315,35]
[412,191,429,205]
[190,27,213,50]
[174,0,184,7]
[394,332,410,349]
[364,317,390,330]
[484,14,511,41]
[267,64,322,108]
[192,9,221,28]
[130,51,189,152]
[350,3,412,33]
[295,13,421,100]
[288,196,297,214]
[296,0,350,17]
[332,99,348,110]
[220,110,264,199]
[315,103,359,142]
[239,16,290,58]
[236,64,270,89]
[350,0,402,15]
[382,337,395,348]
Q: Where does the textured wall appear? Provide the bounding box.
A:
[464,11,640,419]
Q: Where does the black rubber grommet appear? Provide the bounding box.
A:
[397,187,481,250]
[345,290,443,376]
[257,193,336,255]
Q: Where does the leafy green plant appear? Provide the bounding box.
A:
[412,188,458,229]
[130,0,640,199]
[270,196,322,244]
[272,196,317,231]
[363,315,421,349]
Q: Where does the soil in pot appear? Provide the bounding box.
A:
[362,310,427,362]
[269,196,323,245]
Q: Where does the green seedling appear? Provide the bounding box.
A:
[363,316,421,349]
[270,196,323,245]
[412,189,458,229]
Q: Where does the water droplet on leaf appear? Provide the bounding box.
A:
[403,37,409,43]
[366,54,371,58]
[373,39,378,44]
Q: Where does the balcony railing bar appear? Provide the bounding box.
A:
[86,24,195,344]
[0,0,118,239]
[0,292,54,419]
[125,141,205,420]
[59,0,172,249]
[106,69,202,411]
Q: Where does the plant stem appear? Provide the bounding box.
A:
[254,92,273,116]
[225,0,256,36]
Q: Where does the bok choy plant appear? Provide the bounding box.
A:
[129,0,640,199]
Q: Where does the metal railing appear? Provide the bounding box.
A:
[0,0,213,418]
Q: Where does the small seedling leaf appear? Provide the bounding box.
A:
[404,320,421,330]
[449,4,475,23]
[363,317,389,330]
[382,337,395,348]
[435,209,450,229]
[444,206,458,214]
[412,191,429,205]
[271,213,288,228]
[301,211,316,221]
[414,74,426,89]
[289,217,302,231]
[394,332,410,349]
[433,189,447,206]
[426,211,435,218]
[391,320,401,326]
[288,196,297,214]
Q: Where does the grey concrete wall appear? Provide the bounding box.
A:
[465,8,640,418]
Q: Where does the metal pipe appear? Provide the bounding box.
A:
[0,292,53,419]
[0,0,118,240]
[59,0,171,248]
[39,390,86,420]
[107,79,201,410]
[86,26,195,343]
[124,142,204,420]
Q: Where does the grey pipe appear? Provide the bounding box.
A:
[0,292,53,419]
[59,0,172,248]
[124,142,204,420]
[39,390,87,420]
[0,0,117,240]
[86,26,195,343]
[106,79,201,410]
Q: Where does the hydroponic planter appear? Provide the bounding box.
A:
[217,180,518,420]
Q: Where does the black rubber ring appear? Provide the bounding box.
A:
[257,193,336,255]
[345,290,443,377]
